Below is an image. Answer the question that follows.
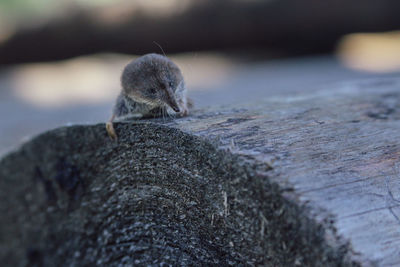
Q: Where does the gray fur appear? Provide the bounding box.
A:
[113,53,189,119]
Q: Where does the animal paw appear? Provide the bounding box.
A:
[106,122,118,140]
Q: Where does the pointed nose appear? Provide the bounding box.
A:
[166,89,180,113]
[169,100,180,113]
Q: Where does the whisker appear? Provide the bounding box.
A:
[153,41,167,57]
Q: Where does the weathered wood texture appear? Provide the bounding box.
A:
[0,127,352,266]
[1,77,400,265]
[169,78,400,266]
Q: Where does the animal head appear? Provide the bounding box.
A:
[121,53,184,112]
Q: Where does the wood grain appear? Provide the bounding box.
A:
[1,77,399,265]
[168,78,400,266]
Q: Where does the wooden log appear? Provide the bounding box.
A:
[1,77,400,265]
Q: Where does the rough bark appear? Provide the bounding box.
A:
[1,77,400,265]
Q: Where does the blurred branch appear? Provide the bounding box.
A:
[1,0,400,65]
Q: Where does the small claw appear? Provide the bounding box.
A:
[181,108,189,117]
[177,100,189,117]
[106,122,118,140]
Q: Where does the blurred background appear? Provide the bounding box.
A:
[0,0,400,156]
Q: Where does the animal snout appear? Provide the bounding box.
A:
[171,105,180,113]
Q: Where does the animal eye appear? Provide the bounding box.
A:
[149,88,157,94]
[169,82,174,88]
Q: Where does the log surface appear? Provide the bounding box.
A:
[1,77,400,265]
[177,79,400,266]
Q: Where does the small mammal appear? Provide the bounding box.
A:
[106,53,190,139]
